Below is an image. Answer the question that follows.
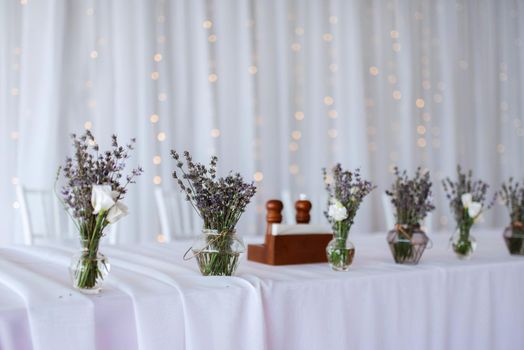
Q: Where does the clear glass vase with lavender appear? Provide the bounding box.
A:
[322,164,375,271]
[385,167,435,264]
[442,166,494,260]
[171,151,256,276]
[499,178,524,255]
[57,131,142,293]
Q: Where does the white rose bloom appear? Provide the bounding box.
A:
[107,201,128,224]
[91,185,115,214]
[461,193,472,208]
[328,202,348,221]
[468,202,482,218]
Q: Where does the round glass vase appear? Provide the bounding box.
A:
[326,236,355,272]
[450,229,477,260]
[387,225,431,265]
[503,226,524,255]
[191,229,245,276]
[69,239,110,294]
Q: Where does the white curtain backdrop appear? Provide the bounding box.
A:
[1,0,523,244]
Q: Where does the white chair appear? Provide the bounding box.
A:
[382,193,395,230]
[16,185,69,245]
[382,193,432,232]
[155,188,201,241]
[16,185,118,245]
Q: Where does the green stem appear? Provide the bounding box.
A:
[196,232,240,276]
[74,212,107,289]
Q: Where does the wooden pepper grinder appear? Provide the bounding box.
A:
[295,197,311,224]
[265,200,283,235]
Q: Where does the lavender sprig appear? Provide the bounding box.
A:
[171,150,256,233]
[385,167,435,229]
[322,164,375,232]
[442,165,495,228]
[58,131,143,221]
[499,178,524,225]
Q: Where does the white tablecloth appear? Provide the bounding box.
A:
[0,229,523,350]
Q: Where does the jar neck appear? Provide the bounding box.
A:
[395,223,421,231]
[332,221,350,239]
[80,238,101,252]
[458,225,471,238]
[202,229,237,236]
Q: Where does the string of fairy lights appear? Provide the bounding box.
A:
[289,4,303,186]
[84,1,96,133]
[6,0,524,235]
[151,0,167,190]
[325,12,338,155]
[246,3,264,222]
[10,37,22,210]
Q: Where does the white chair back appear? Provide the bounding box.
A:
[382,193,395,230]
[16,185,69,245]
[310,191,328,224]
[16,184,118,245]
[155,188,200,241]
[281,190,294,224]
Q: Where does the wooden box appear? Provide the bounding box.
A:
[247,200,332,265]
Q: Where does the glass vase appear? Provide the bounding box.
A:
[503,226,524,255]
[69,239,110,294]
[191,229,245,276]
[450,229,476,260]
[387,226,431,264]
[326,237,355,271]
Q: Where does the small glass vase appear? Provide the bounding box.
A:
[387,225,431,264]
[191,229,245,276]
[450,229,476,260]
[503,226,524,255]
[326,237,355,271]
[69,240,110,294]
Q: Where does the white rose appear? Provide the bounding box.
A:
[328,199,348,221]
[91,185,115,214]
[468,202,482,218]
[106,201,128,224]
[461,193,472,208]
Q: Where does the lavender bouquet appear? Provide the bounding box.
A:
[499,178,524,255]
[442,166,493,259]
[171,150,256,276]
[322,164,375,271]
[385,167,435,264]
[57,131,142,293]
